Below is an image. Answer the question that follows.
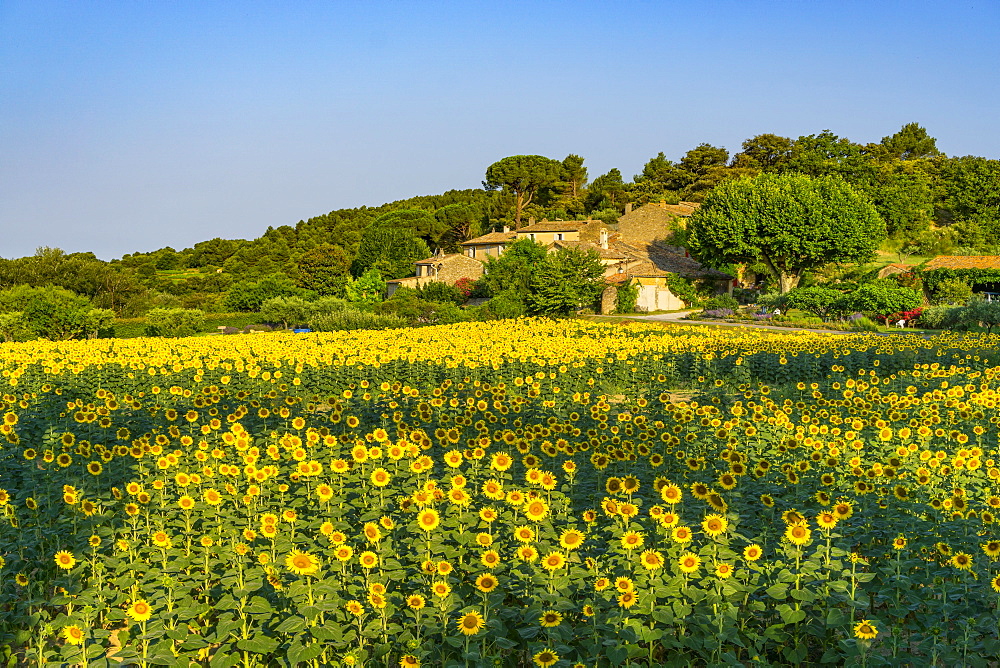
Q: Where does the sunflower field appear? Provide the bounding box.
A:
[2,319,1000,667]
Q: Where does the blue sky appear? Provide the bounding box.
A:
[2,1,997,260]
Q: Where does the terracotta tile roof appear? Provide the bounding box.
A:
[516,220,592,233]
[628,248,732,281]
[461,231,516,245]
[550,239,628,260]
[923,256,1000,270]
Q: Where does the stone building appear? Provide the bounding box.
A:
[616,201,699,248]
[384,252,484,297]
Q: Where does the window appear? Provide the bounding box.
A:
[529,233,536,240]
[555,233,564,241]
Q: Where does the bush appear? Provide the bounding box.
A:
[701,308,734,319]
[417,281,466,306]
[615,281,639,314]
[932,278,973,305]
[308,309,407,332]
[917,305,961,330]
[0,285,109,340]
[259,296,315,329]
[224,275,309,312]
[700,294,739,312]
[846,282,923,319]
[732,287,759,305]
[956,298,1000,333]
[478,290,528,320]
[145,308,206,338]
[846,316,880,332]
[779,286,847,319]
[377,294,469,325]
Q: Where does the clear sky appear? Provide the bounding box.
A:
[2,1,997,260]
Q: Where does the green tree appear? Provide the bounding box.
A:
[145,308,206,338]
[0,312,29,341]
[586,169,627,211]
[484,155,563,227]
[368,209,448,247]
[346,268,387,305]
[434,204,482,251]
[528,247,606,315]
[482,239,548,298]
[731,133,793,171]
[0,285,105,340]
[688,173,886,293]
[780,286,847,318]
[847,282,922,318]
[296,244,351,296]
[879,122,941,161]
[958,298,1000,333]
[260,296,315,329]
[223,275,308,312]
[351,227,431,279]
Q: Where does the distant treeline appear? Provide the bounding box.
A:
[1,123,998,318]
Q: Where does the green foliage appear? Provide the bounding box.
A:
[779,286,848,318]
[879,122,941,160]
[918,305,963,330]
[846,315,880,331]
[932,278,973,305]
[922,267,1000,294]
[614,280,639,314]
[484,155,563,226]
[482,239,548,299]
[434,204,482,251]
[700,293,740,312]
[688,172,886,292]
[144,308,206,338]
[350,226,431,280]
[478,290,528,320]
[663,274,703,307]
[223,274,309,312]
[956,298,1000,333]
[295,244,351,296]
[307,308,407,332]
[527,247,606,315]
[346,269,387,305]
[377,293,469,325]
[846,282,922,318]
[0,311,29,342]
[416,281,465,305]
[259,297,316,329]
[0,284,108,340]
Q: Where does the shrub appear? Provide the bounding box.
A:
[417,281,465,305]
[308,309,407,332]
[259,296,315,329]
[377,294,469,325]
[700,294,739,312]
[847,316,880,332]
[779,286,846,319]
[144,308,206,338]
[932,278,973,305]
[917,305,961,329]
[846,282,923,320]
[614,281,639,314]
[478,290,528,320]
[701,308,734,319]
[224,275,309,312]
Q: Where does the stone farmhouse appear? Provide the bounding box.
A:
[386,205,733,311]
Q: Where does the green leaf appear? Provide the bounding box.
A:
[236,636,279,655]
[766,583,789,599]
[826,608,848,627]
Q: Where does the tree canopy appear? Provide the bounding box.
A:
[483,155,563,227]
[688,173,886,292]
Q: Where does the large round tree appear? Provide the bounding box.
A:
[688,173,886,293]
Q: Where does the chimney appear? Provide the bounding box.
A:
[502,225,510,233]
[659,200,666,209]
[528,217,536,226]
[600,229,609,250]
[625,202,633,214]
